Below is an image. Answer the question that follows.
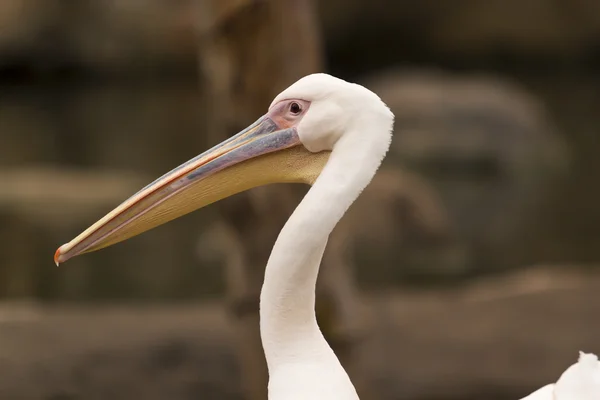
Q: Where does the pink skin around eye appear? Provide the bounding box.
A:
[268,99,311,129]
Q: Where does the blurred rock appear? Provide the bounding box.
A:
[66,0,202,73]
[363,69,569,273]
[0,167,149,224]
[0,97,59,165]
[0,167,148,298]
[0,1,61,69]
[0,0,203,74]
[319,0,600,63]
[327,167,465,284]
[0,82,213,300]
[0,266,598,400]
[3,0,600,77]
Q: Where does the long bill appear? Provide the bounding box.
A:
[54,116,330,265]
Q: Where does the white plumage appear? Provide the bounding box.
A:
[521,352,600,400]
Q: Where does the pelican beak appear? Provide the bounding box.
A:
[54,116,329,265]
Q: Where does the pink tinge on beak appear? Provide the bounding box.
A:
[54,247,63,266]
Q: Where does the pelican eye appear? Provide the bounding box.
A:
[289,102,302,115]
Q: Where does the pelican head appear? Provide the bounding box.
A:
[54,73,393,264]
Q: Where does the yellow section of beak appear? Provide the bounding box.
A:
[95,145,327,251]
[55,142,330,265]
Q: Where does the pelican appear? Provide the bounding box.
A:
[55,73,393,399]
[521,352,600,399]
[53,73,598,400]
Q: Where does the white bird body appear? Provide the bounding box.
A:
[54,73,595,400]
[521,385,555,400]
[521,352,600,400]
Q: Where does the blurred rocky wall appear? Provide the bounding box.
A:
[0,0,202,76]
[0,0,598,299]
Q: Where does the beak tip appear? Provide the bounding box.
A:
[54,245,67,266]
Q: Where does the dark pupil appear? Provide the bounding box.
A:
[290,102,301,114]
